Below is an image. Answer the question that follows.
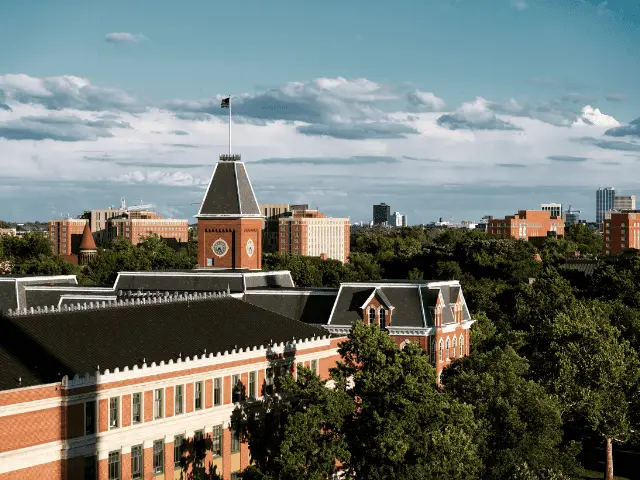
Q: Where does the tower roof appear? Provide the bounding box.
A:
[196,154,262,218]
[79,223,97,251]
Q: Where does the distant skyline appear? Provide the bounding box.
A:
[1,0,640,223]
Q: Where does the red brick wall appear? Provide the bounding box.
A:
[0,407,62,452]
[165,440,175,478]
[144,390,153,422]
[222,428,232,480]
[198,218,263,270]
[121,452,131,480]
[0,384,60,407]
[97,458,108,480]
[122,394,131,427]
[0,459,62,480]
[240,440,250,470]
[98,398,108,432]
[205,379,213,408]
[223,376,231,404]
[166,386,174,418]
[186,383,194,413]
[66,403,84,439]
[143,445,153,480]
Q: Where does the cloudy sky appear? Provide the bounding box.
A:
[1,0,639,223]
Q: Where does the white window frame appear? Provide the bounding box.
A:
[194,381,203,411]
[459,335,464,357]
[248,371,258,399]
[232,374,241,403]
[109,396,120,430]
[174,384,184,415]
[84,400,97,436]
[213,377,222,406]
[108,451,120,480]
[153,440,164,474]
[131,392,142,425]
[154,388,164,419]
[174,435,184,469]
[311,359,318,375]
[131,444,143,480]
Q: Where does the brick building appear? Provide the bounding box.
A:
[487,210,564,240]
[603,211,640,255]
[48,218,90,259]
[108,217,188,246]
[278,209,351,264]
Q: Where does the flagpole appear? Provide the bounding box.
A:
[228,95,232,156]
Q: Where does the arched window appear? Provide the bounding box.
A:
[379,308,386,328]
[430,339,436,364]
[445,338,450,359]
[439,340,444,361]
[452,337,457,355]
[459,335,464,357]
[368,308,376,325]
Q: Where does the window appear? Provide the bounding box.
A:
[175,385,183,415]
[231,429,240,453]
[153,440,164,474]
[85,401,96,435]
[131,445,143,480]
[212,425,223,457]
[132,393,141,424]
[311,359,318,375]
[174,435,184,468]
[195,381,203,410]
[232,374,241,402]
[194,429,204,441]
[368,308,376,324]
[446,339,450,359]
[439,340,443,361]
[108,451,120,480]
[430,339,435,364]
[84,455,96,480]
[214,378,222,406]
[452,337,457,356]
[154,389,163,419]
[459,335,464,357]
[109,397,119,429]
[265,368,274,395]
[379,308,386,328]
[249,371,257,399]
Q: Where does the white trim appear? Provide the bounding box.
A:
[360,289,377,310]
[417,286,427,328]
[0,275,78,284]
[196,162,218,217]
[387,326,434,336]
[24,286,112,292]
[14,279,19,311]
[195,214,264,219]
[327,284,344,324]
[244,289,337,296]
[338,280,460,288]
[57,295,117,308]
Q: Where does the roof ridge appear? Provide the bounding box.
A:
[4,289,232,317]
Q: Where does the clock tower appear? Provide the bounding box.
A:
[196,154,264,269]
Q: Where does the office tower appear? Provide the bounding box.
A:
[614,195,636,212]
[563,206,581,226]
[596,187,615,226]
[373,203,391,225]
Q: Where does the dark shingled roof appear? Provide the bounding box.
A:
[329,286,425,328]
[244,290,338,325]
[114,272,245,293]
[198,160,261,217]
[244,273,295,289]
[0,296,328,391]
[561,260,601,276]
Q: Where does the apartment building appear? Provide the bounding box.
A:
[0,292,341,480]
[48,218,90,258]
[260,204,291,253]
[488,210,565,240]
[278,210,350,263]
[108,217,188,246]
[603,211,640,255]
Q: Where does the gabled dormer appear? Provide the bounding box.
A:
[360,288,394,328]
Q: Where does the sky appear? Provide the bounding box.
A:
[0,0,639,224]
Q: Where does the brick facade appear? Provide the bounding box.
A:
[197,218,263,270]
[488,209,564,240]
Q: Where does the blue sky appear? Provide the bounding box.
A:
[0,0,639,223]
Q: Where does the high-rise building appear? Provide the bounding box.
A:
[389,212,404,227]
[196,154,264,269]
[603,211,640,255]
[373,203,391,225]
[614,195,636,212]
[563,206,581,226]
[596,187,615,226]
[541,203,562,218]
[278,209,351,263]
[48,218,89,258]
[488,210,565,240]
[260,204,291,253]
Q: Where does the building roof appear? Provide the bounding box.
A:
[561,259,601,276]
[0,295,328,391]
[244,289,338,325]
[79,223,97,251]
[197,158,262,218]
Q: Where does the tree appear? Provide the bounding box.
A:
[527,301,640,480]
[178,435,222,480]
[441,347,579,479]
[333,321,482,479]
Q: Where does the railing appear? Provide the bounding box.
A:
[219,154,241,161]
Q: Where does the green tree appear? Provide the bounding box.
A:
[441,347,579,479]
[333,321,482,479]
[528,301,640,480]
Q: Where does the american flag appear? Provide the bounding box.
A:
[221,97,230,108]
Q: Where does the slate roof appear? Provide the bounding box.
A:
[197,159,262,218]
[0,296,328,391]
[561,260,601,276]
[244,290,338,325]
[114,271,245,293]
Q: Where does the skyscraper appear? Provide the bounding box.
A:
[596,187,615,226]
[373,203,391,225]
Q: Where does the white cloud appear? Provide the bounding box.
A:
[511,0,528,10]
[104,32,148,44]
[573,105,620,127]
[407,90,445,111]
[0,74,635,222]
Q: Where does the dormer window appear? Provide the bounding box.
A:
[368,308,376,325]
[379,308,386,328]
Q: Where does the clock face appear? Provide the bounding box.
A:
[211,238,228,257]
[246,238,255,257]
